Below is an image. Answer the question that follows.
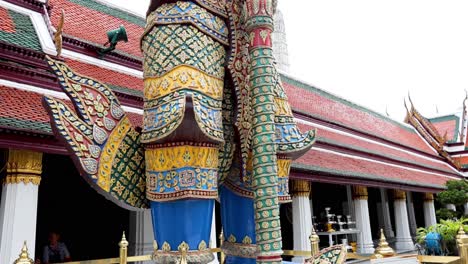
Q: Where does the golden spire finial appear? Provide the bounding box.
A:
[219,228,224,244]
[13,241,33,264]
[374,229,395,258]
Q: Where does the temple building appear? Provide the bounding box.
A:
[0,0,466,263]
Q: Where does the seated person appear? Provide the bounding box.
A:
[42,231,71,264]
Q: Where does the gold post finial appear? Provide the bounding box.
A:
[219,228,225,264]
[458,226,468,264]
[13,241,34,264]
[456,225,467,246]
[309,226,320,256]
[119,232,129,264]
[374,229,395,258]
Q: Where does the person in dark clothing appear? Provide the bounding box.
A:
[42,231,71,264]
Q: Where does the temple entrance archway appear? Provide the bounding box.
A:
[35,154,130,262]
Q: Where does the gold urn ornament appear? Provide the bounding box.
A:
[374,229,396,258]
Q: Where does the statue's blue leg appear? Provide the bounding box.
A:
[151,200,214,261]
[220,186,256,264]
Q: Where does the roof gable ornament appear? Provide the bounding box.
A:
[405,94,461,170]
[53,9,64,57]
[459,90,468,142]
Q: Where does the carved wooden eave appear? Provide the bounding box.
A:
[405,105,461,170]
[0,127,68,155]
[411,107,446,145]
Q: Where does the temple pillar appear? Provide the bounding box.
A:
[129,210,154,259]
[406,192,417,237]
[209,207,218,264]
[380,188,395,238]
[423,193,437,227]
[392,190,414,251]
[0,149,42,264]
[291,180,312,263]
[352,186,375,254]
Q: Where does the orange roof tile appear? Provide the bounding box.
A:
[0,7,15,33]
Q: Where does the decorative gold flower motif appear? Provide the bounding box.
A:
[242,236,252,245]
[228,234,236,243]
[162,242,171,252]
[198,240,207,250]
[178,241,189,252]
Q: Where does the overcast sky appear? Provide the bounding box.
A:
[107,0,468,121]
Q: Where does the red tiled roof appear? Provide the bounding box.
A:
[432,119,458,141]
[0,86,49,123]
[297,122,458,175]
[294,148,453,187]
[49,0,144,58]
[282,76,437,156]
[65,58,143,92]
[0,86,142,133]
[453,156,468,165]
[0,7,15,33]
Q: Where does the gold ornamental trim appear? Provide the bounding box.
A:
[275,97,293,116]
[144,65,224,101]
[352,186,368,200]
[98,117,132,192]
[4,175,41,185]
[4,149,43,186]
[7,149,42,175]
[277,158,291,178]
[146,145,219,171]
[393,190,406,201]
[291,180,310,197]
[423,193,434,201]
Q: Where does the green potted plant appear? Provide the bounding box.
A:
[417,218,467,255]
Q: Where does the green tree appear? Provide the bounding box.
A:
[437,180,468,206]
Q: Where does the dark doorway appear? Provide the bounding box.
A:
[35,154,130,262]
[368,187,380,239]
[413,192,426,228]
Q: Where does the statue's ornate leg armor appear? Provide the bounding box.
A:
[219,1,316,263]
[141,1,228,263]
[244,1,283,261]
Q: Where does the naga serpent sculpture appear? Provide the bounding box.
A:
[43,1,317,263]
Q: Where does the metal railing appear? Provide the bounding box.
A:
[13,226,468,264]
